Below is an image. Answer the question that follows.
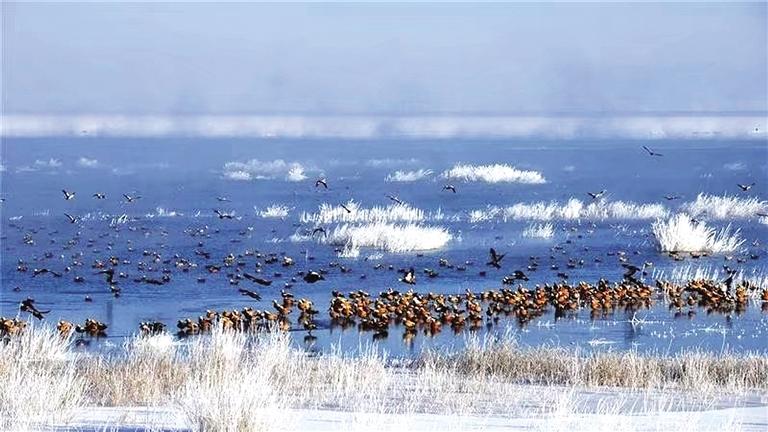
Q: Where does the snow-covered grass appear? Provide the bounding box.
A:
[442,163,546,184]
[522,222,555,239]
[337,243,361,259]
[321,222,452,253]
[3,327,766,431]
[652,214,745,254]
[286,166,307,182]
[0,326,86,430]
[681,194,767,220]
[257,204,291,219]
[385,168,433,182]
[470,199,668,222]
[300,201,439,224]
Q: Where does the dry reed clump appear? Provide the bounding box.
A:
[425,336,768,393]
[2,326,766,430]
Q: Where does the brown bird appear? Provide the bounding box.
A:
[19,298,50,320]
[238,288,262,301]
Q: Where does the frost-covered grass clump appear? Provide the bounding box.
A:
[301,201,441,224]
[522,222,555,239]
[681,194,767,220]
[441,163,546,184]
[470,199,667,222]
[321,222,452,252]
[385,168,433,182]
[257,204,290,219]
[652,214,745,254]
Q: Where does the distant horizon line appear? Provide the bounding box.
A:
[2,113,766,140]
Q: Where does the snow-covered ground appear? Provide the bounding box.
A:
[50,399,767,432]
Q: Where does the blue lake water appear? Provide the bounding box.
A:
[1,137,766,356]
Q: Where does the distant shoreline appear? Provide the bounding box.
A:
[3,114,766,140]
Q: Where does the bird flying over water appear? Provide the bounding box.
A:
[64,213,79,224]
[664,195,681,201]
[19,298,50,320]
[62,190,76,200]
[386,194,403,205]
[737,182,755,192]
[642,146,663,157]
[238,288,262,301]
[213,209,234,219]
[243,273,272,286]
[92,193,106,199]
[487,248,505,269]
[216,196,230,202]
[315,178,328,189]
[587,190,606,200]
[123,194,141,203]
[340,203,352,213]
[443,184,457,193]
[312,227,327,237]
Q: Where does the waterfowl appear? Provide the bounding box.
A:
[443,184,457,193]
[62,189,76,200]
[303,271,325,283]
[315,178,328,188]
[122,193,141,203]
[737,182,755,192]
[243,273,272,286]
[386,194,403,205]
[64,213,79,224]
[400,268,416,285]
[238,288,262,301]
[487,248,505,269]
[92,193,106,199]
[587,190,606,200]
[213,209,234,219]
[19,298,50,320]
[642,145,663,157]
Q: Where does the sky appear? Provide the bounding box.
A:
[2,2,767,116]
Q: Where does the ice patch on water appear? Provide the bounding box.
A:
[320,223,452,253]
[385,169,433,182]
[522,222,555,239]
[723,162,746,171]
[681,194,767,220]
[77,157,99,168]
[300,201,442,224]
[364,158,419,167]
[224,170,252,181]
[442,163,546,184]
[652,214,744,254]
[257,205,290,219]
[222,159,308,181]
[34,158,62,168]
[146,207,180,218]
[469,199,668,222]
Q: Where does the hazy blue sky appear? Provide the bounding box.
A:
[3,2,766,115]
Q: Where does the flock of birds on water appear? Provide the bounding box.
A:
[1,145,766,345]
